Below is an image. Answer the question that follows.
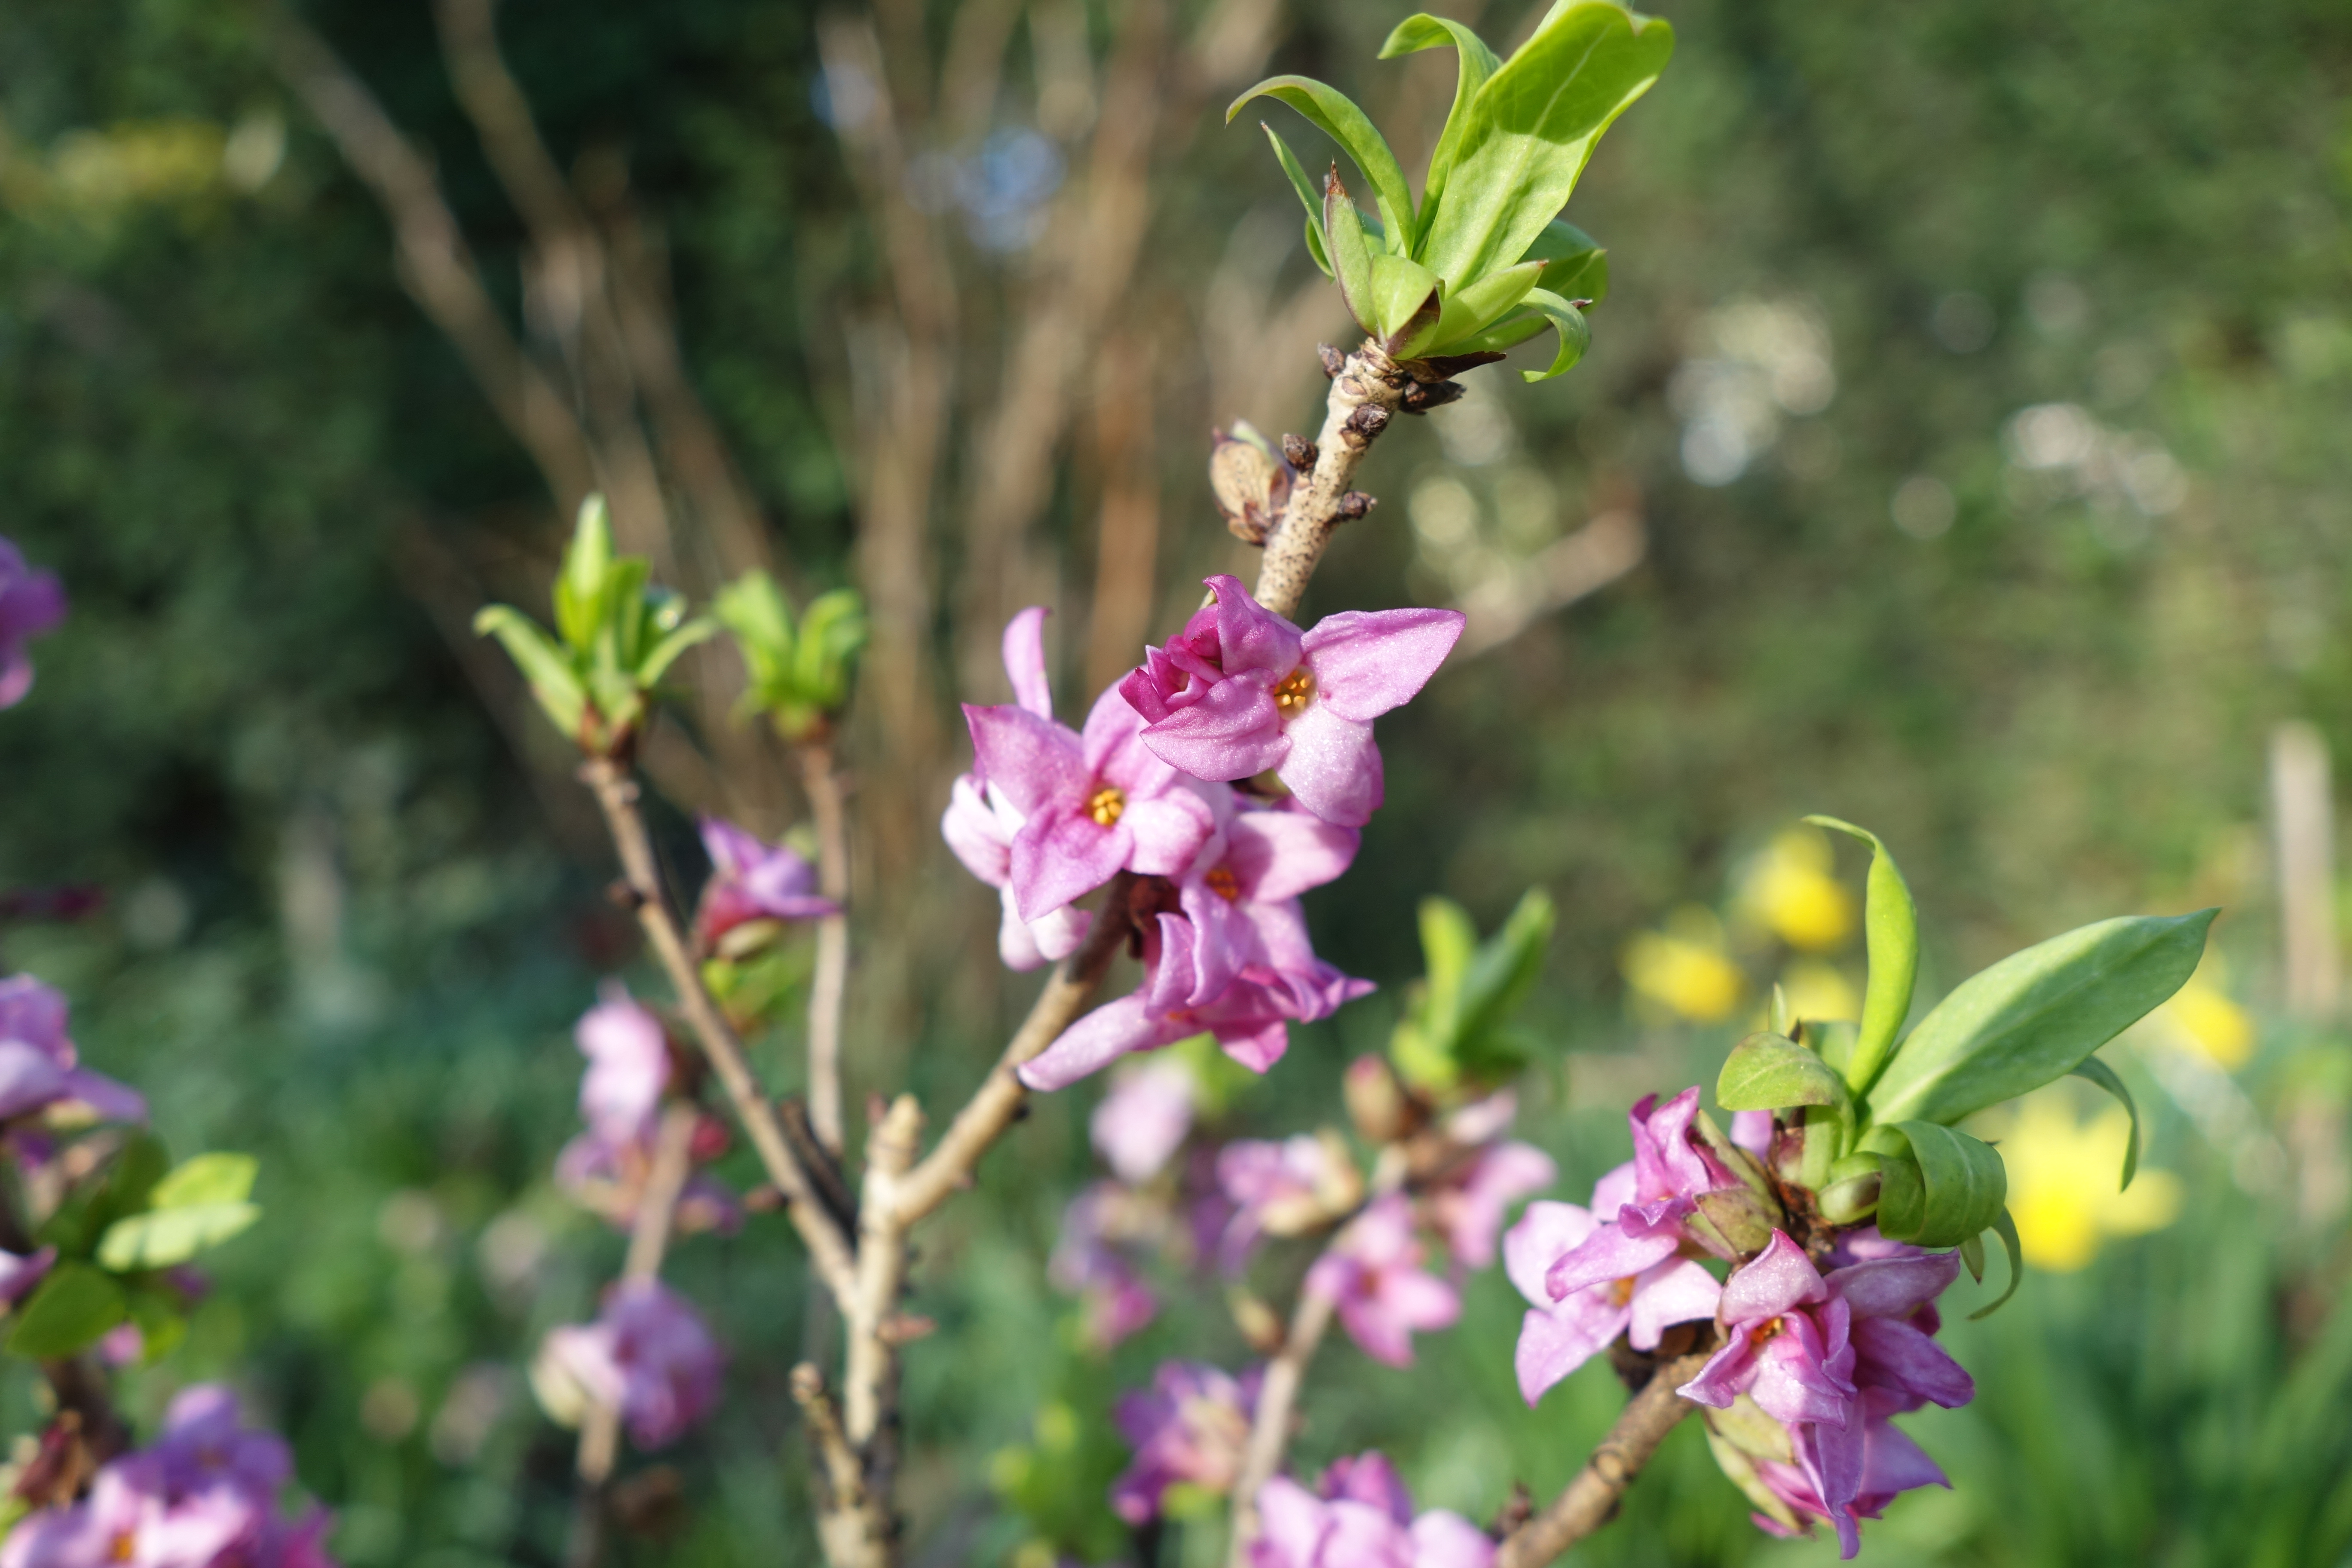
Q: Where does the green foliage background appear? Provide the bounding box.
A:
[0,0,2347,1562]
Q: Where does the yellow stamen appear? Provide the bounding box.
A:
[1610,1277,1638,1307]
[1205,867,1243,903]
[1087,785,1126,827]
[1273,667,1315,714]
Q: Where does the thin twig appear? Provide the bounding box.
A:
[799,742,854,1154]
[567,1102,700,1568]
[1252,343,1409,620]
[889,874,1136,1226]
[579,755,857,1302]
[1223,1276,1338,1567]
[1491,1348,1718,1568]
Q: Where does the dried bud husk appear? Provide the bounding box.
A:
[1207,422,1294,545]
[1695,1186,1785,1257]
[1228,1286,1285,1353]
[1701,1401,1807,1537]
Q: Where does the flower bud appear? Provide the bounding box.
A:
[1343,1054,1414,1145]
[1207,422,1293,545]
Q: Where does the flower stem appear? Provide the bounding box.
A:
[1491,1347,1717,1568]
[578,755,857,1303]
[1252,342,1408,620]
[799,742,853,1155]
[1222,1271,1339,1568]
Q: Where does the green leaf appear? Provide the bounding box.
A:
[1520,218,1609,303]
[1865,909,2218,1126]
[637,614,719,688]
[1324,168,1378,336]
[1377,15,1501,248]
[473,605,587,738]
[1513,287,1591,382]
[1803,817,1920,1094]
[150,1152,257,1209]
[1801,1019,1858,1075]
[1958,1231,1986,1283]
[7,1262,127,1359]
[1428,260,1543,351]
[714,568,793,684]
[1453,889,1556,1077]
[125,1283,187,1365]
[1717,1032,1848,1112]
[97,1203,261,1272]
[1452,308,1552,355]
[1870,1121,2007,1246]
[1415,3,1674,292]
[554,493,616,651]
[1968,1209,2026,1320]
[1873,1145,1926,1239]
[2070,1054,2142,1190]
[1228,77,1416,251]
[1369,253,1444,355]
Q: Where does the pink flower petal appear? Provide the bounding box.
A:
[964,703,1084,817]
[1226,809,1360,901]
[1202,575,1305,680]
[1139,674,1288,782]
[1825,1250,1963,1320]
[1001,606,1054,718]
[1274,701,1382,827]
[1719,1230,1830,1323]
[1018,994,1164,1091]
[1009,806,1128,922]
[1626,1259,1723,1350]
[1122,788,1216,877]
[1504,1201,1597,1306]
[1410,1510,1498,1568]
[1514,1292,1628,1405]
[1297,606,1464,723]
[1850,1317,1975,1409]
[1544,1221,1680,1302]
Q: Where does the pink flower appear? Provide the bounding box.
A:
[1215,1135,1355,1272]
[573,985,670,1144]
[1305,1196,1460,1368]
[148,1386,293,1505]
[1681,1233,1971,1558]
[692,818,837,945]
[1504,1194,1721,1406]
[0,538,65,710]
[1170,799,1358,1006]
[1541,1087,1736,1302]
[1427,1139,1556,1272]
[0,975,144,1126]
[961,609,1216,923]
[0,1244,53,1305]
[1247,1453,1494,1568]
[1091,1060,1197,1185]
[1049,1182,1161,1349]
[1119,576,1464,827]
[538,1279,725,1451]
[942,775,1096,969]
[1111,1361,1255,1523]
[1017,914,1370,1092]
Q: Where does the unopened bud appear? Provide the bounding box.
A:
[1400,379,1467,414]
[1207,423,1294,545]
[1281,432,1318,470]
[1342,404,1391,443]
[1228,1287,1285,1353]
[689,1112,732,1164]
[1317,344,1347,379]
[1343,1054,1412,1145]
[1337,491,1376,520]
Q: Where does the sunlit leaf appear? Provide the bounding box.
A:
[1228,77,1416,249]
[1867,1121,2007,1246]
[1324,168,1378,336]
[473,606,587,738]
[1416,3,1673,291]
[2070,1054,2142,1190]
[1803,816,1919,1093]
[97,1203,261,1272]
[1717,1032,1847,1112]
[1429,259,1542,350]
[1521,218,1608,303]
[1513,287,1591,382]
[1967,1209,2026,1320]
[1370,253,1444,355]
[149,1152,256,1209]
[1377,15,1501,247]
[1865,909,2217,1126]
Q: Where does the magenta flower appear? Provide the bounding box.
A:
[1305,1195,1460,1368]
[1118,576,1464,827]
[1248,1453,1494,1568]
[0,1244,53,1305]
[1215,1134,1355,1271]
[1091,1059,1197,1185]
[1505,1193,1721,1406]
[1017,913,1370,1092]
[0,974,145,1127]
[1111,1361,1255,1523]
[1678,1231,1857,1429]
[961,607,1215,923]
[1427,1139,1556,1272]
[1740,1387,1954,1549]
[1049,1182,1161,1349]
[148,1385,293,1505]
[0,538,65,710]
[0,1457,251,1568]
[1541,1087,1736,1302]
[941,774,1094,969]
[537,1279,725,1451]
[1170,799,1358,1005]
[693,818,837,946]
[573,984,670,1143]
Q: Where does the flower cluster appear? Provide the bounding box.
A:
[1249,1452,1493,1568]
[944,584,1463,1092]
[533,1278,726,1452]
[0,975,146,1129]
[1506,1086,1972,1558]
[552,986,737,1235]
[2,1387,336,1568]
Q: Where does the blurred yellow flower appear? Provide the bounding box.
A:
[1991,1093,2182,1272]
[1778,958,1859,1025]
[1623,906,1745,1023]
[1738,827,1856,952]
[2163,960,2253,1070]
